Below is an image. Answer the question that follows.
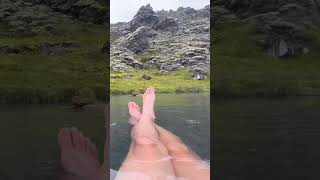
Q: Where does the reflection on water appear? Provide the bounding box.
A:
[0,104,106,179]
[213,97,320,180]
[110,93,210,170]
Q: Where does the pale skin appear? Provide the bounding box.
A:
[123,86,210,180]
[58,86,209,180]
[115,87,176,180]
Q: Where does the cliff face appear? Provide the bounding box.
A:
[110,4,210,80]
[213,0,320,57]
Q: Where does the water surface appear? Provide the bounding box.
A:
[110,93,211,170]
[214,97,320,180]
[0,104,106,179]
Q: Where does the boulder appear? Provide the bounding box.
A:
[0,45,35,54]
[155,17,178,30]
[38,42,80,55]
[141,74,152,80]
[120,26,149,53]
[191,68,208,80]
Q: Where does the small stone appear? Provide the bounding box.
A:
[141,74,152,80]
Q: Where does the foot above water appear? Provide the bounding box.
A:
[128,102,142,125]
[142,86,156,119]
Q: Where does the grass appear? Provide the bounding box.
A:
[0,20,108,103]
[110,69,210,94]
[212,22,320,97]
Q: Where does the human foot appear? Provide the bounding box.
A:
[142,86,156,119]
[58,127,100,178]
[130,86,160,145]
[128,102,142,125]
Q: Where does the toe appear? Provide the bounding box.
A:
[149,86,154,94]
[70,127,84,150]
[128,102,135,109]
[58,128,72,148]
[145,87,150,94]
[133,102,139,109]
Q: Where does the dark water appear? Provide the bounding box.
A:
[0,104,106,180]
[110,93,211,170]
[214,97,320,180]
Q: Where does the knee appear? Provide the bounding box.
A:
[165,141,191,157]
[134,136,158,146]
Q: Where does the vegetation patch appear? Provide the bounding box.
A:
[0,21,108,103]
[212,22,320,97]
[110,70,210,94]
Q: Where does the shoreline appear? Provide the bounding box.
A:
[2,91,320,104]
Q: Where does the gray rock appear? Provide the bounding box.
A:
[122,74,133,80]
[120,26,149,53]
[141,74,152,80]
[38,42,80,55]
[155,17,178,30]
[218,0,320,57]
[129,4,159,31]
[191,68,208,80]
[110,4,210,77]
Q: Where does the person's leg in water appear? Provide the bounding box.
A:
[58,127,106,180]
[128,102,210,179]
[116,86,176,180]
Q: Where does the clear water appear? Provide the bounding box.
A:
[110,93,211,170]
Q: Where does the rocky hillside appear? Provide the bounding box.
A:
[212,0,320,97]
[0,0,107,31]
[213,0,320,58]
[110,4,210,80]
[0,0,107,103]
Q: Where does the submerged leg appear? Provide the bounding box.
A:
[127,101,210,179]
[156,125,210,180]
[116,86,176,180]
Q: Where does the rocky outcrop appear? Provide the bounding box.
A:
[213,0,320,58]
[0,0,64,33]
[111,4,210,80]
[0,0,107,35]
[129,4,159,31]
[41,0,107,24]
[155,17,178,31]
[119,26,150,53]
[38,42,80,55]
[0,42,80,55]
[110,47,143,72]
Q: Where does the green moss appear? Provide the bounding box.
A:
[110,70,210,94]
[212,22,320,97]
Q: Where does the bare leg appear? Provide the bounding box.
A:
[156,125,210,180]
[116,86,176,180]
[127,104,210,180]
